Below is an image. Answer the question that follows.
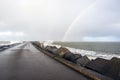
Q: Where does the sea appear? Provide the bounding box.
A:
[52,42,120,60]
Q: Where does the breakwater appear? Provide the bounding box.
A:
[32,41,120,80]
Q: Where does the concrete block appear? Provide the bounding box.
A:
[75,56,90,66]
[103,57,120,80]
[85,58,109,73]
[55,47,70,57]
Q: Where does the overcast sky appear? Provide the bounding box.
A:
[0,0,120,41]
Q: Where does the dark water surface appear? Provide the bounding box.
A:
[53,42,120,54]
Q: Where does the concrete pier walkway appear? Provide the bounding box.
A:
[0,42,89,80]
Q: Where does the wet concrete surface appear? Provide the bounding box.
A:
[0,42,89,80]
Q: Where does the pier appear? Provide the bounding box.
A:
[0,42,119,80]
[0,42,90,80]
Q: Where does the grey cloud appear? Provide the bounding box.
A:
[1,0,120,41]
[65,0,120,41]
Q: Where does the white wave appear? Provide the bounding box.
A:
[65,46,120,60]
[58,45,120,60]
[42,42,120,60]
[40,41,54,47]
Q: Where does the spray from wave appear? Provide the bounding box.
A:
[43,41,120,60]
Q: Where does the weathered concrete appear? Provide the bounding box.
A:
[45,46,58,55]
[0,43,18,52]
[75,56,90,66]
[55,47,70,57]
[86,57,120,80]
[0,42,89,80]
[63,51,74,61]
[85,58,109,73]
[39,45,113,80]
[103,57,120,80]
[71,54,82,62]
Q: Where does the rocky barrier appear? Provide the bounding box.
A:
[32,41,120,80]
[0,43,20,52]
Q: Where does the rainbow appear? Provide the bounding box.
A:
[62,1,96,41]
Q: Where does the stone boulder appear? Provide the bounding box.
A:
[63,51,74,61]
[70,54,82,62]
[103,57,120,80]
[45,46,58,55]
[85,58,109,74]
[55,47,70,57]
[75,56,90,66]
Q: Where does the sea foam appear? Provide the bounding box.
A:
[42,41,120,60]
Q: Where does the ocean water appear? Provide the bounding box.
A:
[53,42,120,59]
